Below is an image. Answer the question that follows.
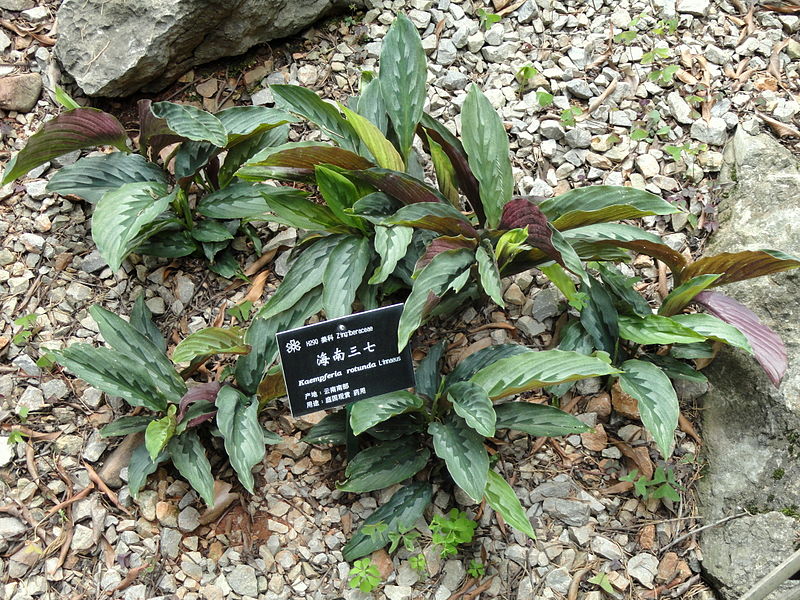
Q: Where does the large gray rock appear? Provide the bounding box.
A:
[55,0,356,97]
[698,127,800,600]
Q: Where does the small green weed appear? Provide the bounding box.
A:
[349,558,382,593]
[430,509,477,557]
[560,106,583,128]
[476,9,501,30]
[467,559,486,578]
[12,314,38,345]
[588,572,615,594]
[409,553,427,573]
[621,466,683,502]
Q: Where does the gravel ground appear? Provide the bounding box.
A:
[1,0,799,598]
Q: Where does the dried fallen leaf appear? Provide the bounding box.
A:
[611,382,640,419]
[756,111,800,138]
[199,481,239,526]
[98,432,144,489]
[612,439,654,479]
[581,423,608,452]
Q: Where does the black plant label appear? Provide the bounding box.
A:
[276,304,415,417]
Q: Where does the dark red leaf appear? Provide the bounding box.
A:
[499,197,565,266]
[261,145,374,173]
[138,99,185,160]
[415,235,477,272]
[418,118,483,222]
[679,250,800,287]
[348,168,448,205]
[177,381,222,421]
[694,291,788,387]
[2,108,129,184]
[187,411,217,428]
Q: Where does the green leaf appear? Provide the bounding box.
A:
[315,165,366,231]
[618,360,678,459]
[172,327,249,364]
[461,85,513,228]
[130,294,166,353]
[476,245,504,307]
[470,349,621,400]
[618,314,707,345]
[540,263,585,310]
[145,411,177,461]
[304,411,347,445]
[168,430,216,506]
[174,140,218,180]
[356,76,388,135]
[54,85,80,110]
[677,249,800,287]
[89,305,187,401]
[219,124,289,186]
[339,439,429,493]
[379,13,427,159]
[343,482,432,561]
[495,402,591,436]
[671,341,715,359]
[99,415,153,438]
[264,193,345,231]
[429,416,488,502]
[322,236,371,319]
[647,355,709,383]
[416,341,445,400]
[2,108,129,185]
[47,153,167,204]
[564,223,688,277]
[216,387,265,493]
[91,182,173,272]
[271,85,360,151]
[190,220,234,243]
[397,248,475,351]
[541,186,678,226]
[258,236,343,320]
[150,102,227,147]
[370,225,413,285]
[658,274,722,316]
[349,391,424,435]
[128,442,166,499]
[671,313,753,353]
[426,133,460,206]
[447,344,530,385]
[215,105,295,145]
[53,345,168,411]
[383,202,478,238]
[595,262,652,317]
[197,183,304,220]
[484,469,535,538]
[580,277,619,356]
[339,104,404,170]
[237,291,322,394]
[447,381,496,437]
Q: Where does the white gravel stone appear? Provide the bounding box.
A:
[666,91,693,125]
[627,553,659,588]
[227,564,259,597]
[635,154,660,178]
[677,0,710,17]
[690,117,728,146]
[70,524,95,551]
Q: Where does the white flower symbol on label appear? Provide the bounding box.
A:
[285,339,301,353]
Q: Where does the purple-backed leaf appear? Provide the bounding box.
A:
[138,99,185,160]
[694,291,788,387]
[177,382,222,421]
[2,108,129,185]
[419,117,483,222]
[415,235,478,273]
[347,168,449,205]
[259,145,373,173]
[679,250,800,287]
[499,197,566,265]
[186,411,217,429]
[383,202,479,238]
